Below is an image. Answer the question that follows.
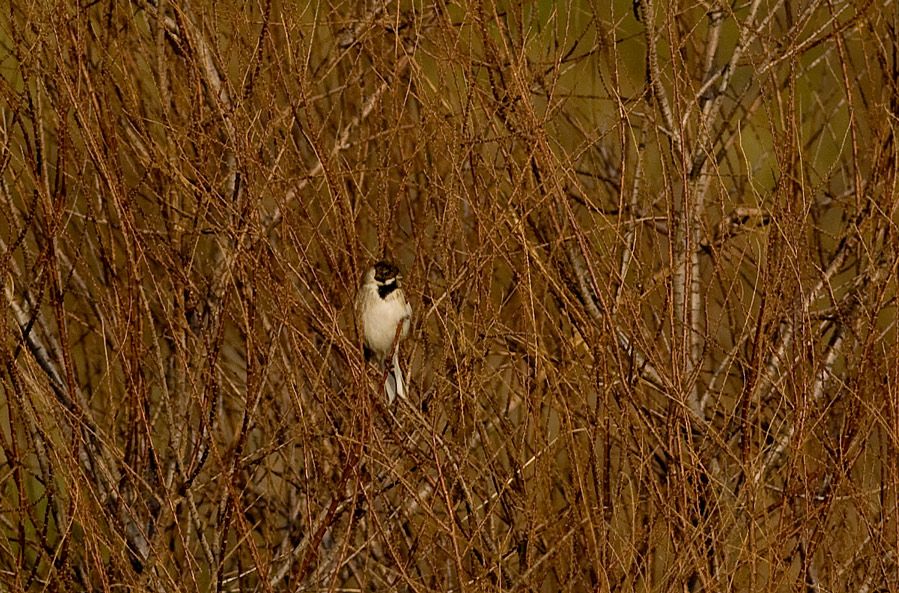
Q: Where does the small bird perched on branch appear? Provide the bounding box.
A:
[355,260,412,403]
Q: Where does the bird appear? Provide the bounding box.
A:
[355,260,412,403]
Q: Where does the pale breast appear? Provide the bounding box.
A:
[364,290,411,356]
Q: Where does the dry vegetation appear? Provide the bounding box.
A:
[1,0,897,591]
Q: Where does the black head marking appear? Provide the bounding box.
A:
[374,260,399,283]
[377,280,398,299]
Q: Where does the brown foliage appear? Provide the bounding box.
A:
[0,0,897,591]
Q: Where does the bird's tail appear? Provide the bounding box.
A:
[384,351,406,404]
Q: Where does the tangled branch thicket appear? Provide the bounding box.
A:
[1,0,897,591]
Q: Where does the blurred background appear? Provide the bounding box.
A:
[0,0,896,591]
